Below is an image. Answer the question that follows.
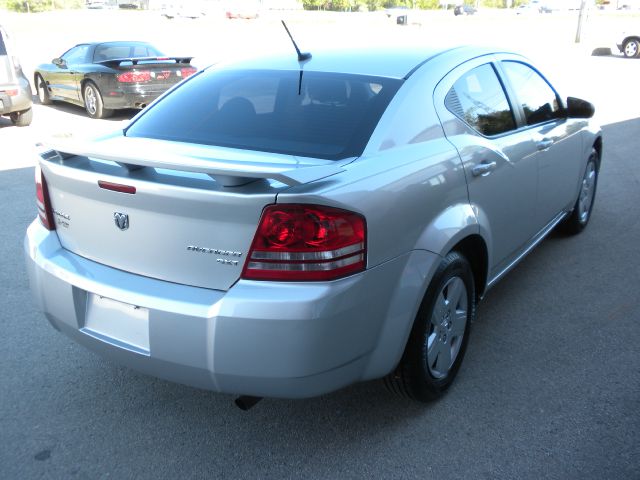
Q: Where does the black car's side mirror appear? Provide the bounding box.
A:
[52,57,66,68]
[566,97,595,119]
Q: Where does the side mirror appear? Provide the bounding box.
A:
[566,97,595,119]
[52,57,66,68]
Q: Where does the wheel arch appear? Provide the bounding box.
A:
[593,136,603,170]
[80,77,96,99]
[448,234,489,300]
[413,202,491,299]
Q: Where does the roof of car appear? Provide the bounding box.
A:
[74,41,154,48]
[218,45,497,80]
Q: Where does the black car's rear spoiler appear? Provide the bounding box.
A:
[96,56,193,68]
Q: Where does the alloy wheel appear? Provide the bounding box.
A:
[578,160,597,224]
[85,86,97,115]
[624,40,639,58]
[427,276,468,379]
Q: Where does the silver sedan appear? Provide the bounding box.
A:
[24,45,601,407]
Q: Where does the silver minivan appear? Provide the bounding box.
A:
[0,24,32,127]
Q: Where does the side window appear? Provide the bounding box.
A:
[0,31,7,55]
[445,63,516,137]
[501,61,562,126]
[61,45,89,65]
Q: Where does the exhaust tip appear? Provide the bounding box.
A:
[234,395,262,411]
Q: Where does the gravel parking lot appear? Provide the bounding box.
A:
[1,8,639,479]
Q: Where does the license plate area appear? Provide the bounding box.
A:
[82,294,150,355]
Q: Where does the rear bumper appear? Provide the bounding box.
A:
[24,220,438,398]
[102,89,162,110]
[0,84,32,115]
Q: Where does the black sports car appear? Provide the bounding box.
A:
[34,41,196,119]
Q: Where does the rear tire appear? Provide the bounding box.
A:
[385,251,475,402]
[10,108,32,127]
[622,38,640,58]
[35,74,51,105]
[559,148,599,235]
[83,82,113,119]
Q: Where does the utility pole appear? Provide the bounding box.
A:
[575,0,587,43]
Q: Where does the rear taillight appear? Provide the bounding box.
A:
[178,67,196,78]
[35,164,55,231]
[117,71,151,83]
[242,204,366,281]
[1,89,18,96]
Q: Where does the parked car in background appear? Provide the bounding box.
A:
[526,0,552,13]
[86,0,107,8]
[454,4,477,15]
[225,0,260,19]
[618,32,640,58]
[117,0,145,9]
[0,24,32,127]
[25,45,601,407]
[516,3,538,14]
[34,41,196,119]
[162,2,205,19]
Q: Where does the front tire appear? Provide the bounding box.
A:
[83,82,113,119]
[35,74,51,105]
[559,148,599,235]
[385,251,475,402]
[622,38,640,58]
[10,108,33,127]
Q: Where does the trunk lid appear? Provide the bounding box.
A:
[41,133,345,291]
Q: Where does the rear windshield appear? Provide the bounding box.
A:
[0,31,13,83]
[93,43,164,62]
[125,69,402,160]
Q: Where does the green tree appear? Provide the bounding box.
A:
[3,0,84,12]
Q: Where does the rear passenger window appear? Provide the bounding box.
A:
[445,63,516,137]
[501,61,562,126]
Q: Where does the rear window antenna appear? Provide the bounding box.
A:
[281,20,311,62]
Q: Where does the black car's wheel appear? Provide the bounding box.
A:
[10,108,33,127]
[385,251,474,402]
[83,82,113,119]
[622,38,640,58]
[559,148,599,235]
[35,74,51,105]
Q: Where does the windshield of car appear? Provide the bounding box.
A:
[125,69,402,160]
[0,30,14,84]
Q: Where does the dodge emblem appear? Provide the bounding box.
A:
[114,212,129,231]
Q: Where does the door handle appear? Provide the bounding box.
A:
[537,139,554,151]
[471,161,497,177]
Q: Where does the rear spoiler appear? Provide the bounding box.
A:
[96,56,193,68]
[42,135,346,187]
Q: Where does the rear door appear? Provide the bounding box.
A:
[498,60,584,226]
[434,57,540,277]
